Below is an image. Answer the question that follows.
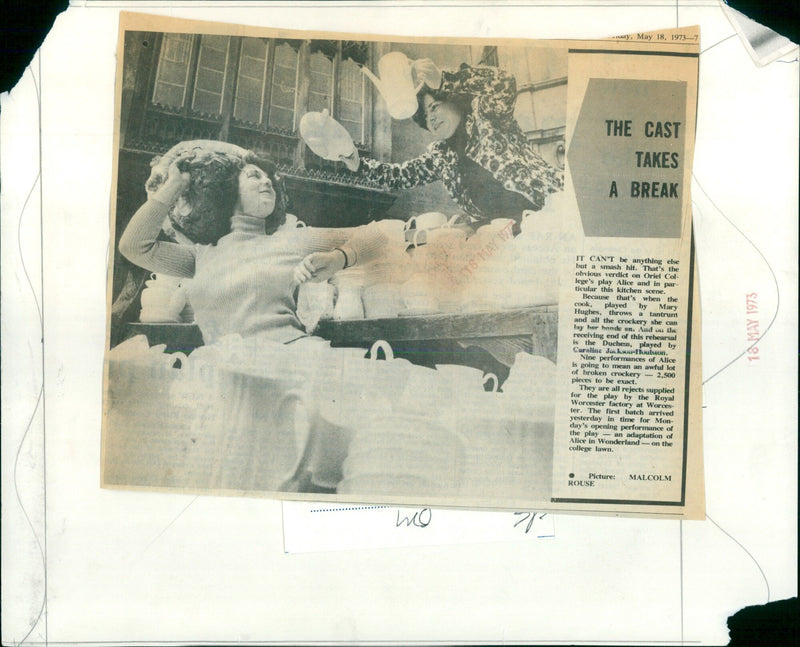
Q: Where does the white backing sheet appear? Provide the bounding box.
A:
[1,2,796,644]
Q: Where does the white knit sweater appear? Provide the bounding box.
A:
[119,199,387,344]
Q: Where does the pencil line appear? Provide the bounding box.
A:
[281,501,287,553]
[2,641,707,646]
[679,520,684,644]
[139,497,200,555]
[707,514,770,603]
[15,171,43,328]
[700,33,736,55]
[13,384,46,647]
[12,61,48,647]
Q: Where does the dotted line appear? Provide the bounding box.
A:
[310,505,389,513]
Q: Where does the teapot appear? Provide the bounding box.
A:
[362,52,424,120]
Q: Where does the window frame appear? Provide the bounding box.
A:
[190,34,233,116]
[232,37,271,125]
[151,32,194,110]
[150,34,372,149]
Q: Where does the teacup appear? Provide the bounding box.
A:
[405,212,448,231]
[375,219,406,239]
[502,352,557,402]
[435,365,499,393]
[321,340,410,423]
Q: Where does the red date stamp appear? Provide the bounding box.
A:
[746,292,760,362]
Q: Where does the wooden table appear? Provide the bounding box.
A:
[126,322,204,354]
[315,305,558,365]
[125,305,558,365]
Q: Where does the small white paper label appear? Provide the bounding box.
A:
[282,501,555,553]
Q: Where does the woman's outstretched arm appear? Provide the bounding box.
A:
[119,154,197,278]
[292,222,390,283]
[339,147,443,190]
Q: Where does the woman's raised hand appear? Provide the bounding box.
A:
[146,140,250,197]
[412,58,442,89]
[151,152,194,206]
[338,149,360,172]
[168,153,193,187]
[145,164,168,197]
[294,250,347,284]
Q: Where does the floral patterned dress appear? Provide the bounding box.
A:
[358,64,564,225]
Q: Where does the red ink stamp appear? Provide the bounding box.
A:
[745,292,760,362]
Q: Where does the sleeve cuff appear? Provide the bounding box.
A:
[340,244,357,268]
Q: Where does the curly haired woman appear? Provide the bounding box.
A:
[120,140,386,345]
[338,60,564,229]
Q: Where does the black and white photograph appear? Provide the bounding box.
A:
[102,13,703,516]
[104,20,569,505]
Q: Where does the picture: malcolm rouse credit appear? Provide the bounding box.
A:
[570,254,681,460]
[605,119,682,199]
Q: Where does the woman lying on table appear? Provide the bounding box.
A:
[338,60,564,230]
[119,141,386,346]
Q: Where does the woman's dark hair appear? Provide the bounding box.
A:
[411,86,473,132]
[242,152,289,236]
[164,149,289,244]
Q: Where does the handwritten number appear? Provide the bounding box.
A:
[513,511,542,533]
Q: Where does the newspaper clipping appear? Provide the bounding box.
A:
[102,12,704,518]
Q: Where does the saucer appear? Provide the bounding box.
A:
[299,110,355,161]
